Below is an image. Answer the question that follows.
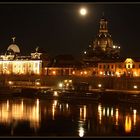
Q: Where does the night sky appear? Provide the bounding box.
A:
[0,3,139,58]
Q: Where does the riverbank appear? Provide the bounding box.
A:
[1,85,140,104]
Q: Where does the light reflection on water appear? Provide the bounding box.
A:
[0,98,139,136]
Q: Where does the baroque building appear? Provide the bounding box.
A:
[0,37,42,75]
[83,14,120,66]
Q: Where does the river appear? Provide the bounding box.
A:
[0,97,139,137]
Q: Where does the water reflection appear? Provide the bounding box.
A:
[0,99,40,129]
[0,98,139,136]
[125,116,132,133]
[98,104,102,124]
[115,108,119,126]
[133,109,137,127]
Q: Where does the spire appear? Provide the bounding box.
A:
[12,36,16,44]
[36,46,39,52]
[99,13,108,33]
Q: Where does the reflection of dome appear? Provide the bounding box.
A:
[7,44,20,53]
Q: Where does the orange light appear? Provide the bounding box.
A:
[52,71,56,75]
[125,116,132,133]
[72,71,75,74]
[100,71,103,75]
[84,71,87,75]
[35,82,40,86]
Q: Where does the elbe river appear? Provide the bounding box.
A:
[0,97,139,137]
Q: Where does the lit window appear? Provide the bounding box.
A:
[52,71,56,75]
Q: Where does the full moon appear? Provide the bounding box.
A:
[79,8,87,16]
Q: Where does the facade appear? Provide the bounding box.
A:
[1,17,140,78]
[0,37,42,75]
[97,58,140,77]
[83,15,120,65]
[44,55,82,76]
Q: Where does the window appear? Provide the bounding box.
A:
[128,65,130,68]
[111,65,114,69]
[132,64,135,68]
[103,65,106,69]
[107,65,109,69]
[139,64,140,68]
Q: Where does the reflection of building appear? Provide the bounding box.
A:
[0,37,42,75]
[0,99,40,129]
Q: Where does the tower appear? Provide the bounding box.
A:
[82,14,120,65]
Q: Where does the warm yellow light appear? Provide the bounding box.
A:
[116,72,120,77]
[84,71,87,75]
[125,116,132,133]
[113,45,116,48]
[111,108,113,117]
[107,108,109,117]
[72,71,75,75]
[98,104,102,124]
[133,85,137,89]
[35,82,40,86]
[98,84,102,88]
[100,71,103,75]
[52,71,56,75]
[80,72,83,75]
[64,80,67,83]
[83,105,86,121]
[84,51,86,54]
[134,72,138,77]
[133,109,137,126]
[79,127,84,137]
[58,83,63,88]
[53,91,58,97]
[80,8,87,16]
[115,108,119,126]
[8,81,13,85]
[69,80,72,83]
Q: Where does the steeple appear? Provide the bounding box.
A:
[99,13,108,33]
[12,36,16,44]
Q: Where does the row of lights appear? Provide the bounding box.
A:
[51,70,88,76]
[100,71,138,77]
[98,83,138,89]
[7,80,41,86]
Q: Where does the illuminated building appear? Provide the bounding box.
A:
[97,57,140,77]
[44,55,82,76]
[83,14,120,66]
[0,37,42,75]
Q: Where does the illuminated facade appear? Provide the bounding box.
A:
[44,55,82,76]
[83,14,120,65]
[0,37,42,75]
[97,58,140,77]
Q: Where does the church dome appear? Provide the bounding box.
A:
[7,37,20,54]
[7,44,20,53]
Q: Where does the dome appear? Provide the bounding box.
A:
[7,44,20,53]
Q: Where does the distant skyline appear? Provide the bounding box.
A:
[0,3,139,58]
